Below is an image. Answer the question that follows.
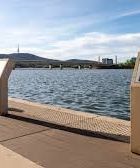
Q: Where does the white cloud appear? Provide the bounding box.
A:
[0,29,139,62]
[31,32,139,62]
[104,9,140,23]
[118,9,140,18]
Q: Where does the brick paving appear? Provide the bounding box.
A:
[9,98,130,142]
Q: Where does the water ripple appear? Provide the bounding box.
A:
[9,69,132,120]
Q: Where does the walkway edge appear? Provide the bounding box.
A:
[8,97,130,142]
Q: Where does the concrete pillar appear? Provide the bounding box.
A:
[89,65,92,69]
[131,52,140,154]
[78,65,81,70]
[0,59,13,115]
[60,64,63,70]
[49,64,52,70]
[98,56,100,64]
[115,55,118,65]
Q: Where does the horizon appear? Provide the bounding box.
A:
[0,0,140,62]
[0,52,133,63]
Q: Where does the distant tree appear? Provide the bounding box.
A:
[118,58,136,69]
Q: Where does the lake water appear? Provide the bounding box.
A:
[9,69,132,120]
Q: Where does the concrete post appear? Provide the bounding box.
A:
[60,64,63,70]
[89,65,92,69]
[131,52,140,154]
[0,59,13,115]
[49,64,52,70]
[78,65,81,70]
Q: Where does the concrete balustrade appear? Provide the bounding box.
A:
[131,52,140,154]
[0,59,13,115]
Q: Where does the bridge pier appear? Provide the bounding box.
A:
[49,64,52,70]
[60,64,63,70]
[89,65,92,69]
[78,65,81,69]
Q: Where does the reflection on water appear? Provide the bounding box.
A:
[9,69,132,120]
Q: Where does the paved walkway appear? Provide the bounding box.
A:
[0,98,137,168]
[9,98,130,142]
[0,144,43,168]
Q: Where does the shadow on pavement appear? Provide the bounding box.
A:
[6,113,130,143]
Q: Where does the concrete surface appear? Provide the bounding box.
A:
[0,98,137,167]
[0,59,13,115]
[131,52,140,154]
[0,98,138,168]
[0,144,43,168]
[8,98,130,142]
[0,114,139,168]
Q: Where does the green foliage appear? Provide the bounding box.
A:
[118,58,136,69]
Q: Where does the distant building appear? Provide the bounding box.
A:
[115,55,118,64]
[98,56,101,64]
[102,58,113,65]
[17,44,20,53]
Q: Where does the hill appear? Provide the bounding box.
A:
[0,52,101,68]
[0,53,59,62]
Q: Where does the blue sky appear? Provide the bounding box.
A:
[0,0,140,62]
